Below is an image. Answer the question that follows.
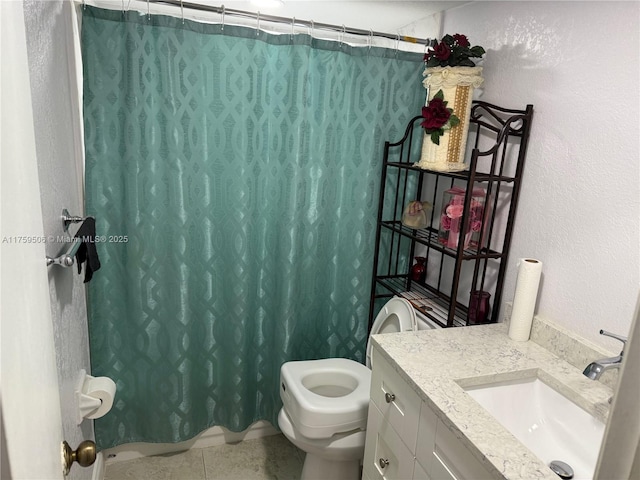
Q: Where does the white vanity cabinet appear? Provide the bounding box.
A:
[363,349,497,480]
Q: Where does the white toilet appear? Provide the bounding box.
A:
[278,297,438,480]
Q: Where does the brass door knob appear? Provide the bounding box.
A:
[62,440,96,475]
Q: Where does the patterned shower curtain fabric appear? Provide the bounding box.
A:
[82,5,425,448]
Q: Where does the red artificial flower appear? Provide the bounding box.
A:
[432,41,451,61]
[421,97,451,130]
[424,33,485,67]
[453,34,470,47]
[420,90,460,144]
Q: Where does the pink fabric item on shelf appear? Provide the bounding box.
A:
[438,186,488,249]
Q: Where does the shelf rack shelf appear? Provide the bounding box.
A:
[369,101,534,329]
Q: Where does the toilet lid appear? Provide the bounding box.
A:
[365,297,416,368]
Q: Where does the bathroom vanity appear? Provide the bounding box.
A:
[362,322,613,480]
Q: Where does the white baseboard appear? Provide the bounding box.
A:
[102,420,279,464]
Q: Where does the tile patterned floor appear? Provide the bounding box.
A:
[104,434,304,480]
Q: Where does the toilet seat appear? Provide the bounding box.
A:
[365,297,416,368]
[280,358,371,439]
[279,297,417,440]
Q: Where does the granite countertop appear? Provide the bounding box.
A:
[371,323,613,480]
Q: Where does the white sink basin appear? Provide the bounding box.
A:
[465,377,605,480]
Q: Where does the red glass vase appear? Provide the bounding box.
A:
[468,290,491,324]
[410,257,426,282]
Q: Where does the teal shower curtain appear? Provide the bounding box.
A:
[82,6,425,448]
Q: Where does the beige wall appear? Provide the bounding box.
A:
[440,1,640,350]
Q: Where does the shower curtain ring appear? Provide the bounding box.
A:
[290,17,295,43]
[395,33,400,56]
[368,29,373,51]
[340,24,346,47]
[180,0,184,24]
[309,20,314,38]
[220,5,225,31]
[146,0,150,21]
[256,11,260,36]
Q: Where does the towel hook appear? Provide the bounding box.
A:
[61,209,84,233]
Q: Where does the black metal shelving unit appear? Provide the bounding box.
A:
[369,101,534,329]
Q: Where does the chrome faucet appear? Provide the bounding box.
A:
[582,330,627,380]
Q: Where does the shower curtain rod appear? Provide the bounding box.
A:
[141,0,437,47]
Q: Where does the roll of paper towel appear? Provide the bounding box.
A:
[81,374,116,420]
[508,258,542,342]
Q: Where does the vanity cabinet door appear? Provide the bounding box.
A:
[363,402,415,480]
[429,450,459,480]
[412,460,432,480]
[415,400,438,474]
[370,349,422,452]
[431,419,495,480]
[416,399,497,480]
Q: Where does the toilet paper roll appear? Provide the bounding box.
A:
[82,375,116,419]
[508,258,542,342]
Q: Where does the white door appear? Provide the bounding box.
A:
[1,2,65,478]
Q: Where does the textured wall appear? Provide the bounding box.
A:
[24,1,95,479]
[440,1,640,350]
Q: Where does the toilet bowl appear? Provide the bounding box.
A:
[278,408,366,480]
[278,297,438,480]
